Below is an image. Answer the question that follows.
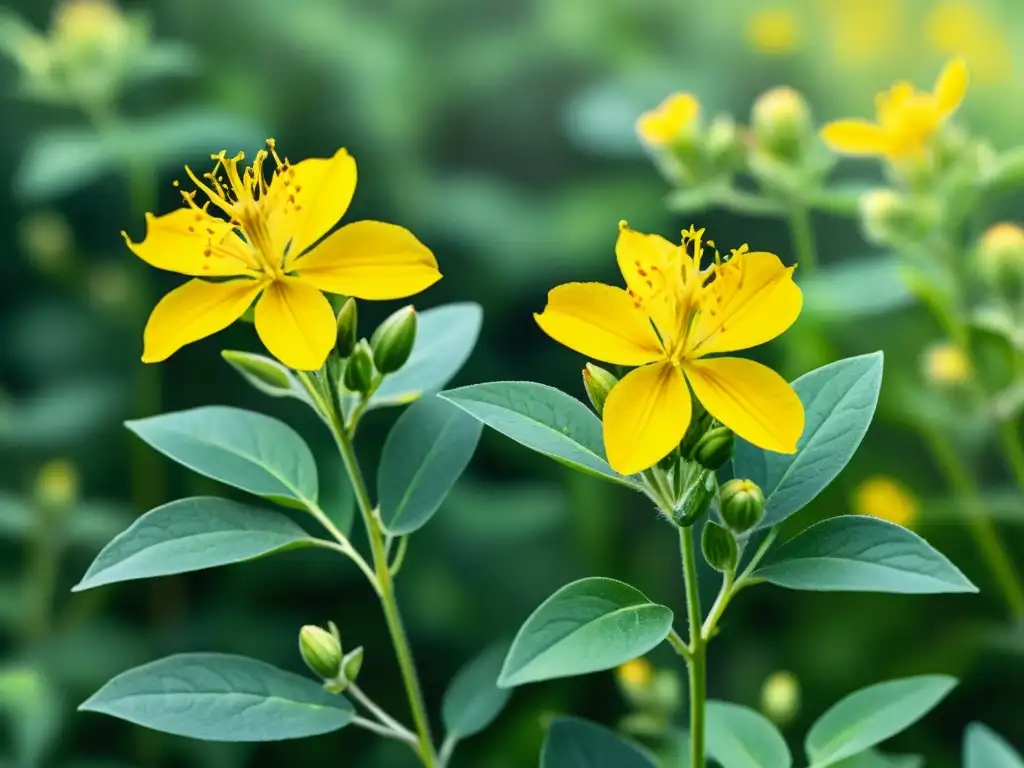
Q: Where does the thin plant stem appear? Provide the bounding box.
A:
[390,536,410,577]
[306,536,379,593]
[666,628,693,664]
[680,525,706,768]
[438,734,458,768]
[998,416,1024,496]
[352,716,418,745]
[923,426,1024,619]
[349,683,417,741]
[700,570,733,641]
[787,203,818,275]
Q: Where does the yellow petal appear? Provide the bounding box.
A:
[875,81,915,126]
[602,361,691,475]
[636,93,699,146]
[293,220,441,300]
[933,57,969,117]
[686,251,802,357]
[254,279,338,371]
[683,356,804,454]
[534,282,665,366]
[820,120,891,155]
[142,278,265,363]
[274,147,357,260]
[125,209,253,277]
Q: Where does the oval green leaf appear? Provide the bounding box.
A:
[378,394,483,535]
[706,700,792,768]
[830,750,923,768]
[440,382,639,488]
[371,303,483,408]
[965,723,1024,768]
[541,717,656,768]
[498,577,673,687]
[126,406,318,507]
[80,653,353,741]
[221,350,310,403]
[442,641,512,741]
[753,516,977,594]
[805,675,956,767]
[74,497,317,591]
[734,353,883,528]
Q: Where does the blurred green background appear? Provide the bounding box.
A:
[1,0,1023,765]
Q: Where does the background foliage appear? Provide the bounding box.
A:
[0,0,1022,765]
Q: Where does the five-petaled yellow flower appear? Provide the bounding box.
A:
[821,58,969,160]
[125,141,441,370]
[536,223,805,475]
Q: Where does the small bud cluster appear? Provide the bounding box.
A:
[335,300,418,395]
[299,622,364,693]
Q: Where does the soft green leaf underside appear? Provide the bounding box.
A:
[541,717,657,767]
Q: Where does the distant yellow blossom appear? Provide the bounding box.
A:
[823,0,906,69]
[821,58,969,160]
[922,343,970,386]
[760,670,800,725]
[926,1,1012,85]
[616,658,653,689]
[125,142,441,370]
[636,93,700,148]
[535,223,805,475]
[35,459,79,508]
[854,475,918,527]
[747,9,800,55]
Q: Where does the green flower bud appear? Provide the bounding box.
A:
[335,297,358,358]
[679,403,711,458]
[222,350,294,396]
[371,305,417,374]
[582,363,618,416]
[341,646,364,684]
[701,520,738,573]
[674,467,716,527]
[760,670,801,726]
[299,624,342,681]
[692,426,734,470]
[342,339,376,393]
[975,222,1024,294]
[705,115,743,171]
[751,86,811,162]
[719,478,766,533]
[34,459,78,510]
[858,189,934,247]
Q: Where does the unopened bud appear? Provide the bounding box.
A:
[582,363,618,416]
[674,467,716,527]
[701,520,738,573]
[921,342,970,387]
[760,670,801,726]
[371,305,417,374]
[751,86,811,162]
[705,115,743,171]
[222,350,294,396]
[719,478,765,533]
[34,459,78,510]
[341,646,364,683]
[342,339,376,393]
[335,297,358,358]
[976,222,1024,292]
[299,624,342,681]
[692,426,734,470]
[19,211,73,277]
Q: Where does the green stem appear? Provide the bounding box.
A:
[328,414,436,766]
[998,416,1024,496]
[666,628,693,664]
[923,426,1024,618]
[680,526,706,768]
[787,203,818,275]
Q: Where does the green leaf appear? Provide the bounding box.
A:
[126,407,318,508]
[0,665,61,767]
[805,675,956,767]
[371,303,483,408]
[802,258,912,321]
[80,653,353,741]
[541,717,656,768]
[753,516,977,594]
[74,497,317,591]
[378,395,482,535]
[705,700,792,768]
[442,641,512,741]
[221,351,311,403]
[965,723,1024,768]
[734,353,883,528]
[830,750,923,768]
[440,381,639,488]
[499,577,673,687]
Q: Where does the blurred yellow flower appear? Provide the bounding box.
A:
[636,93,699,148]
[760,670,800,725]
[535,223,805,474]
[126,142,440,370]
[616,658,653,689]
[35,459,79,508]
[854,475,918,527]
[926,1,1012,85]
[52,0,129,48]
[747,9,801,55]
[821,58,969,160]
[823,0,905,69]
[922,342,970,386]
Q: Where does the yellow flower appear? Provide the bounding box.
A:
[616,658,653,689]
[760,670,800,725]
[926,1,1012,85]
[535,223,805,475]
[821,58,969,160]
[126,142,441,370]
[747,9,800,55]
[636,93,700,148]
[853,475,918,527]
[823,0,905,69]
[922,342,970,386]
